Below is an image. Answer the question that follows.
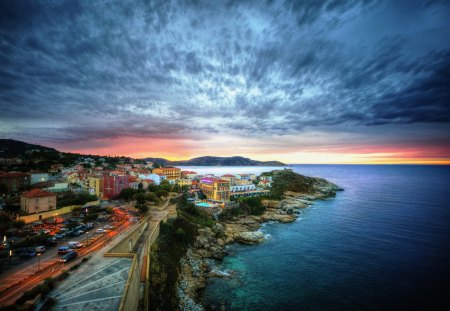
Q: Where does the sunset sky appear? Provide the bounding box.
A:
[1,0,449,164]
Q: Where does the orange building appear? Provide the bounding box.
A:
[200,177,230,202]
[152,167,181,180]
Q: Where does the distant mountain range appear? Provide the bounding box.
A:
[144,156,286,167]
[0,139,286,166]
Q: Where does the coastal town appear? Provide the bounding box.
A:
[0,144,291,311]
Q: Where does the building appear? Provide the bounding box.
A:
[221,174,237,186]
[181,171,197,179]
[200,177,230,202]
[102,175,129,199]
[231,184,256,192]
[0,172,30,194]
[20,189,57,214]
[65,172,80,185]
[152,167,181,180]
[45,182,69,193]
[138,173,161,185]
[258,180,272,188]
[29,172,49,185]
[177,178,193,187]
[83,176,103,196]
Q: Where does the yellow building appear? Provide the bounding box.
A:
[85,175,103,196]
[200,177,230,202]
[177,178,193,187]
[65,172,80,184]
[20,189,57,214]
[152,167,181,180]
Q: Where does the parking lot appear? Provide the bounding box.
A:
[0,206,135,295]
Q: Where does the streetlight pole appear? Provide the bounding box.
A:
[86,231,89,246]
[37,253,41,271]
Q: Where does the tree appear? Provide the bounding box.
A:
[136,203,148,214]
[138,182,143,190]
[72,206,81,216]
[0,212,12,236]
[148,184,159,192]
[0,184,8,196]
[157,190,169,199]
[135,193,146,204]
[11,219,25,232]
[119,188,137,202]
[145,192,159,204]
[83,213,99,223]
[159,180,171,192]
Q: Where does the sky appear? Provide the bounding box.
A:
[0,0,449,164]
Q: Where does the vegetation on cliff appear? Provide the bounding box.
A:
[149,195,215,310]
[267,169,317,199]
[221,197,266,219]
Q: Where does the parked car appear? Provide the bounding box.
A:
[58,246,71,254]
[54,234,65,239]
[59,251,77,263]
[96,228,107,234]
[20,248,37,257]
[68,241,83,249]
[103,225,113,229]
[35,246,46,253]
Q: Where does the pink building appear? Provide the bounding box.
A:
[102,175,129,199]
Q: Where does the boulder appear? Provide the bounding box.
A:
[235,231,265,244]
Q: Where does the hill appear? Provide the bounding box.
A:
[0,139,58,157]
[167,156,285,166]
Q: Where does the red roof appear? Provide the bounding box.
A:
[22,189,56,198]
[221,174,235,177]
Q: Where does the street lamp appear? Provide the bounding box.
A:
[9,249,12,261]
[85,231,89,246]
[37,253,41,271]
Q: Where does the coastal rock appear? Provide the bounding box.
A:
[235,231,265,244]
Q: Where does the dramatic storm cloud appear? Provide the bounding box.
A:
[0,0,449,163]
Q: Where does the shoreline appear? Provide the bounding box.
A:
[177,179,342,311]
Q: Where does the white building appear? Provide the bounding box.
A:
[29,172,49,185]
[138,173,161,185]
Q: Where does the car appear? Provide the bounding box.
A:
[54,234,65,239]
[58,246,71,254]
[59,251,77,263]
[20,248,37,257]
[96,228,106,234]
[103,225,113,229]
[35,246,46,253]
[40,229,51,234]
[68,241,83,249]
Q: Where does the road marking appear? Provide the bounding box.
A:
[53,259,125,297]
[55,267,129,299]
[57,295,122,307]
[57,280,127,302]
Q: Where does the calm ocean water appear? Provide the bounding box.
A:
[181,165,450,310]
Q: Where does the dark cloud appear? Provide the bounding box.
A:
[0,0,449,144]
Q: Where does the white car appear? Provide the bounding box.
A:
[96,228,107,234]
[103,225,113,229]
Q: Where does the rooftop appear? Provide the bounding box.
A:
[22,188,56,198]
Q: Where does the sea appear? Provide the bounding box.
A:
[180,165,450,310]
